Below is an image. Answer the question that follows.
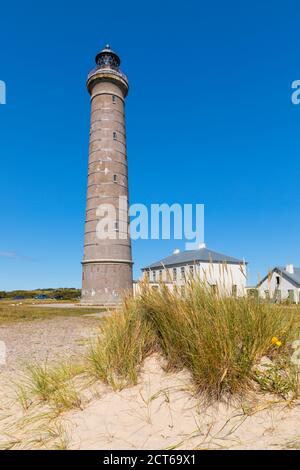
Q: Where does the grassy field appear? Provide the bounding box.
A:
[0,300,106,324]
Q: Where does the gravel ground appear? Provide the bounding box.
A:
[0,316,102,378]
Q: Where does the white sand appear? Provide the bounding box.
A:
[65,355,300,450]
[1,326,299,450]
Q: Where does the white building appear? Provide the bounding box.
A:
[257,265,300,303]
[139,245,247,297]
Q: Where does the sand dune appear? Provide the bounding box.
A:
[1,318,299,450]
[65,355,300,450]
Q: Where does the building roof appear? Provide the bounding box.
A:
[257,266,300,288]
[142,247,246,270]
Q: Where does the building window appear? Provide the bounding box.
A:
[152,270,156,282]
[113,174,117,183]
[112,95,116,103]
[265,290,270,300]
[275,288,281,302]
[211,284,217,295]
[276,276,281,287]
[173,268,177,281]
[113,132,117,140]
[232,285,237,297]
[159,269,163,282]
[181,266,185,280]
[288,290,295,302]
[248,288,258,299]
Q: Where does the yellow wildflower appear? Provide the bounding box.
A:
[271,336,282,347]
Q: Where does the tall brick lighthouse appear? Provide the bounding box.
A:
[81,45,133,305]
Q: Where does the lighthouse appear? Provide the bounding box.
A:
[81,45,133,305]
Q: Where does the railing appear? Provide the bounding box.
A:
[87,66,128,82]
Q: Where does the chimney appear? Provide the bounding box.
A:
[286,264,294,274]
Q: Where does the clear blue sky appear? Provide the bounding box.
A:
[0,0,300,290]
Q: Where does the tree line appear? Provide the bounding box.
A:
[0,288,81,300]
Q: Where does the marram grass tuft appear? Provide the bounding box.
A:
[87,280,298,399]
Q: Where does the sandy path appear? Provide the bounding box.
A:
[0,315,102,449]
[0,316,101,378]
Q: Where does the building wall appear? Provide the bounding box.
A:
[258,271,299,303]
[197,262,247,296]
[141,262,247,297]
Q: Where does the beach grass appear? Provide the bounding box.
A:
[20,362,84,414]
[88,296,156,390]
[87,280,300,399]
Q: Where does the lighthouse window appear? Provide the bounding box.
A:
[113,174,117,182]
[114,222,119,232]
[112,95,116,103]
[113,132,117,140]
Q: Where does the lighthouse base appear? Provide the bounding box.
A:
[81,261,133,306]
